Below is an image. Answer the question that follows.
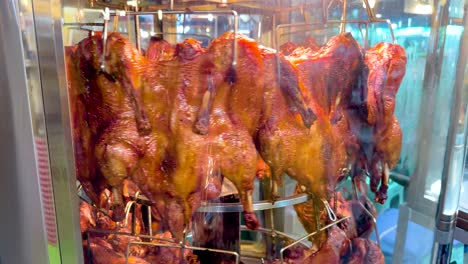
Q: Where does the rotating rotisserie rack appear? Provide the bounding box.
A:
[78,175,379,264]
[69,1,397,262]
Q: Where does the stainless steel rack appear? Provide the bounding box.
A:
[80,175,380,264]
[75,1,385,263]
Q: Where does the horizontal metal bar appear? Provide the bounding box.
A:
[151,32,213,40]
[276,20,371,31]
[109,10,238,17]
[85,228,177,243]
[197,193,309,213]
[240,225,309,247]
[63,22,104,26]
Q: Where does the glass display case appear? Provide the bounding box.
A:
[0,0,466,263]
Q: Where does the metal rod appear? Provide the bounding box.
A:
[101,13,109,71]
[322,199,337,222]
[63,22,104,26]
[197,193,308,213]
[86,228,177,243]
[109,10,237,17]
[239,225,310,247]
[362,0,375,21]
[352,179,381,248]
[147,205,152,237]
[340,0,348,33]
[276,19,394,45]
[431,2,467,263]
[180,228,187,263]
[134,1,141,52]
[279,216,351,263]
[108,9,239,73]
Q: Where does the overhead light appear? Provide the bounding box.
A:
[404,0,433,14]
[140,30,149,38]
[363,0,376,9]
[376,13,382,18]
[207,14,214,22]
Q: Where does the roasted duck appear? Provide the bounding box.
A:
[363,42,407,203]
[68,30,406,263]
[146,37,175,61]
[66,45,107,208]
[344,238,385,264]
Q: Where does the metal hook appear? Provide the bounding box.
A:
[100,7,110,71]
[322,198,337,222]
[123,200,136,227]
[351,179,381,248]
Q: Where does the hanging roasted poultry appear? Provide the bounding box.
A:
[71,32,165,222]
[362,42,407,203]
[262,33,362,201]
[141,35,266,239]
[66,45,104,207]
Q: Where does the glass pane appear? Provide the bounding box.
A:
[58,0,466,263]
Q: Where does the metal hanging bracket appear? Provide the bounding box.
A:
[100,7,110,71]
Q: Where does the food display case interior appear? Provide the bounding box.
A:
[1,0,467,263]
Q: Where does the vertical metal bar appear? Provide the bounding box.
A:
[272,14,277,49]
[30,0,84,262]
[393,203,411,264]
[101,13,108,71]
[134,1,141,53]
[232,11,239,70]
[340,0,347,33]
[362,0,375,21]
[147,205,152,237]
[431,4,467,263]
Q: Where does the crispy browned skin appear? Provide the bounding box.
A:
[280,41,299,56]
[66,46,104,206]
[331,193,377,240]
[88,237,150,264]
[293,186,328,248]
[142,35,262,238]
[345,238,384,264]
[146,37,175,61]
[73,33,164,222]
[303,226,350,264]
[290,33,363,185]
[268,34,361,203]
[258,46,333,201]
[364,43,406,203]
[289,33,363,121]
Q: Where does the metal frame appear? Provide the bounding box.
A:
[0,1,51,263]
[12,0,465,262]
[81,192,360,264]
[101,9,239,67]
[32,0,84,262]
